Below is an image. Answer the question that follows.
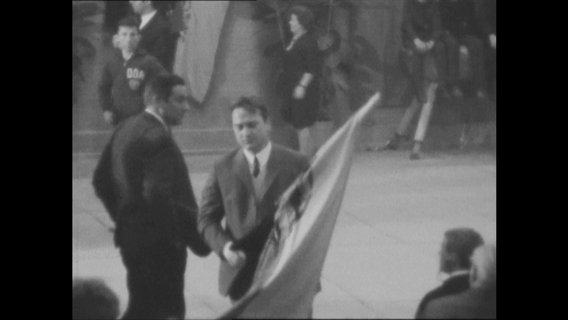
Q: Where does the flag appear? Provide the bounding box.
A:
[173,1,230,102]
[218,93,381,319]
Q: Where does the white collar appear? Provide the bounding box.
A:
[447,269,470,279]
[144,108,169,131]
[140,10,158,29]
[286,31,306,51]
[243,142,272,171]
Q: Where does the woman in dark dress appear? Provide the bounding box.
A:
[278,5,321,157]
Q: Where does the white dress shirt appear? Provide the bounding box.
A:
[242,142,272,197]
[140,10,158,30]
[144,108,169,131]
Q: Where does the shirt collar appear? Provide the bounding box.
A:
[144,108,169,131]
[140,10,157,29]
[243,142,272,169]
[447,269,470,279]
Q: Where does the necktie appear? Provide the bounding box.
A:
[253,156,260,178]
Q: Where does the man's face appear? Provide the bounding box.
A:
[232,107,270,154]
[160,85,190,126]
[289,14,302,35]
[115,26,140,52]
[438,238,452,274]
[129,1,147,14]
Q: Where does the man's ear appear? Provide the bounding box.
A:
[112,34,119,48]
[444,252,459,269]
[469,266,478,284]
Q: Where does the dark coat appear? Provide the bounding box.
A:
[93,112,210,256]
[415,273,470,318]
[198,144,310,300]
[278,32,321,129]
[422,287,496,319]
[438,0,481,38]
[476,0,496,36]
[139,11,174,71]
[402,0,442,48]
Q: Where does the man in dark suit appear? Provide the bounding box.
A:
[198,96,311,302]
[422,244,496,319]
[438,0,487,99]
[379,0,442,160]
[130,1,175,71]
[476,0,496,99]
[93,74,210,319]
[415,227,484,318]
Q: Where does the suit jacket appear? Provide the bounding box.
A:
[92,112,210,256]
[438,0,481,39]
[415,273,470,318]
[402,0,442,48]
[139,11,173,71]
[422,286,496,319]
[476,0,496,37]
[198,144,310,299]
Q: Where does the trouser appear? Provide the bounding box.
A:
[439,33,487,93]
[397,80,438,143]
[401,45,443,104]
[120,242,187,320]
[486,46,496,96]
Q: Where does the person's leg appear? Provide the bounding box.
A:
[442,34,463,98]
[382,50,424,151]
[462,35,486,98]
[411,82,439,159]
[485,46,496,99]
[151,243,188,319]
[120,249,154,320]
[380,97,419,151]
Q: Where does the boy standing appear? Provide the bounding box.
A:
[98,16,166,126]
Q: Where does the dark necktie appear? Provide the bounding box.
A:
[253,156,260,178]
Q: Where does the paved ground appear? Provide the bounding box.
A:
[72,149,496,319]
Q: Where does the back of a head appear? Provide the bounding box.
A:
[143,74,185,105]
[73,278,119,320]
[444,227,485,269]
[470,243,496,290]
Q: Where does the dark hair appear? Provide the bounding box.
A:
[73,278,120,320]
[144,74,185,104]
[444,228,485,269]
[288,5,315,30]
[230,96,269,121]
[117,15,140,32]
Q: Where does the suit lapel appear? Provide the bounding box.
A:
[257,146,282,201]
[233,150,256,197]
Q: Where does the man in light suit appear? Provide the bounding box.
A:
[198,96,311,302]
[93,74,210,319]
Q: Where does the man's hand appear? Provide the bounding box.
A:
[112,34,119,49]
[293,85,306,100]
[489,34,496,49]
[223,242,246,268]
[103,110,114,125]
[414,38,427,52]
